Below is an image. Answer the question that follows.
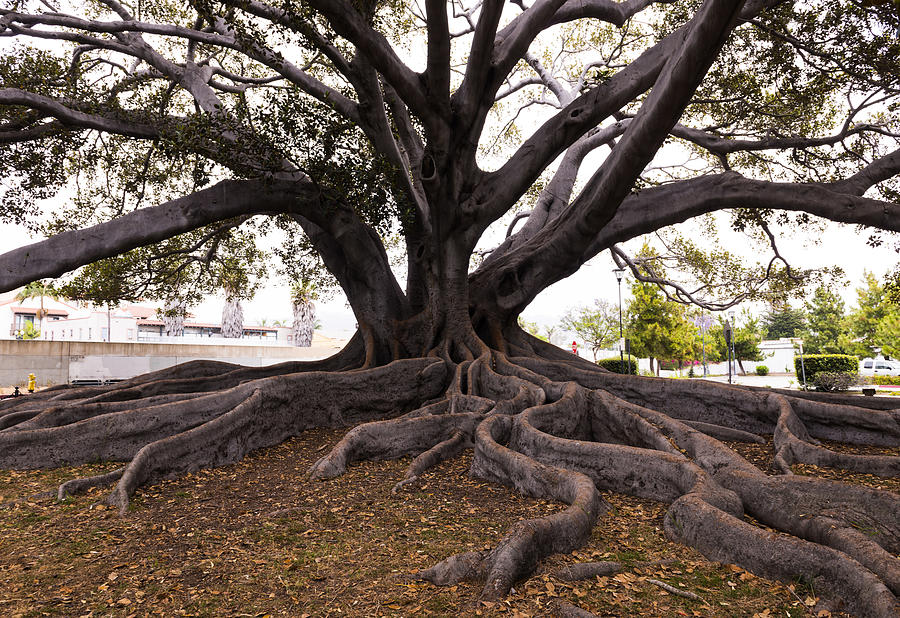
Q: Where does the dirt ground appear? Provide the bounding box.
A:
[0,427,895,617]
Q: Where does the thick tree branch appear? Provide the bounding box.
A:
[454,0,506,119]
[549,0,669,27]
[832,148,900,196]
[480,120,630,268]
[0,120,65,143]
[668,121,900,156]
[301,0,437,130]
[473,30,674,223]
[425,0,452,116]
[0,89,158,138]
[1,7,361,122]
[473,0,781,226]
[524,51,573,106]
[0,179,299,291]
[588,173,900,256]
[470,0,747,319]
[0,177,409,352]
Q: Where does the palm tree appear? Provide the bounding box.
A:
[219,259,253,339]
[221,289,244,338]
[290,281,317,347]
[162,297,187,337]
[15,280,59,334]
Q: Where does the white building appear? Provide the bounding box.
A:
[2,289,304,345]
[42,306,140,342]
[0,291,80,339]
[757,338,803,374]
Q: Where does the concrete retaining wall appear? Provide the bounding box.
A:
[0,340,342,387]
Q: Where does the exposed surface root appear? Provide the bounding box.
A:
[681,419,766,443]
[308,413,481,480]
[6,359,446,513]
[665,493,897,617]
[57,466,125,501]
[392,430,469,493]
[8,392,209,432]
[0,334,366,415]
[551,561,622,581]
[418,414,607,599]
[773,395,900,477]
[552,599,599,617]
[3,336,898,614]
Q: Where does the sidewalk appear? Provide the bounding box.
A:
[700,372,798,389]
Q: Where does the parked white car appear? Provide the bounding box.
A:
[860,357,900,376]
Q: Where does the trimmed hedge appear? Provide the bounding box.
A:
[811,371,856,392]
[873,375,900,386]
[755,365,769,376]
[659,360,700,371]
[794,354,858,378]
[597,357,638,374]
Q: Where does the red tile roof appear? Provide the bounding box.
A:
[10,306,69,316]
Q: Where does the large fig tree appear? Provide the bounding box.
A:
[0,0,898,614]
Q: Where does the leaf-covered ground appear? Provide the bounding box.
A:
[0,426,890,617]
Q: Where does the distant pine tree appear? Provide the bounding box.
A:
[762,303,805,339]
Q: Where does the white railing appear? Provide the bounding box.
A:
[135,334,289,346]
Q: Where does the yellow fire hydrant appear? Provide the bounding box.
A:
[27,373,36,393]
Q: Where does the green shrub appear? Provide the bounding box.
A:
[755,365,769,376]
[597,357,638,374]
[811,371,857,392]
[794,354,858,380]
[873,375,900,386]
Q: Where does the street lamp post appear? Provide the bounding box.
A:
[692,314,713,377]
[727,310,737,383]
[796,338,807,389]
[724,318,733,384]
[613,268,626,374]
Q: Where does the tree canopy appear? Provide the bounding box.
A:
[1,1,899,615]
[0,0,898,350]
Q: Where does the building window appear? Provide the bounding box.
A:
[79,328,83,339]
[69,329,73,338]
[88,328,92,340]
[127,329,134,340]
[14,313,36,330]
[101,327,108,341]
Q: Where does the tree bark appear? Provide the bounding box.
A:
[292,299,314,347]
[221,297,242,339]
